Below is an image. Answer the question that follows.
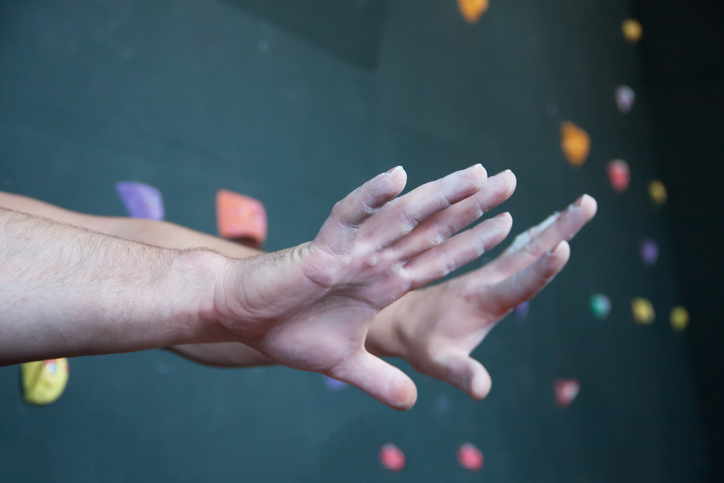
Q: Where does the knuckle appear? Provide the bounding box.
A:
[521,239,540,257]
[437,221,455,241]
[401,208,422,231]
[330,200,346,220]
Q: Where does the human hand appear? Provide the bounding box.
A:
[209,165,513,410]
[370,190,597,400]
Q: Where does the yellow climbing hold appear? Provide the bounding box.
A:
[21,358,69,405]
[561,121,591,167]
[649,180,667,205]
[632,298,655,324]
[458,0,489,24]
[670,306,690,332]
[622,19,643,43]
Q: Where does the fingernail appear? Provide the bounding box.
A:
[547,241,565,256]
[571,194,590,209]
[492,169,513,178]
[494,212,511,219]
[386,166,403,175]
[465,163,484,173]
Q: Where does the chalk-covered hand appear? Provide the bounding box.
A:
[210,165,513,410]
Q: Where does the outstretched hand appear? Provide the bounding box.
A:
[373,188,598,400]
[210,165,514,410]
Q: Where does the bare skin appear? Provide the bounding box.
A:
[0,165,518,409]
[168,193,596,402]
[205,164,514,409]
[0,167,597,408]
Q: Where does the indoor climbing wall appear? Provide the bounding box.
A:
[0,0,706,481]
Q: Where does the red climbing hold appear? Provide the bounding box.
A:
[607,160,630,193]
[457,443,484,471]
[379,443,406,472]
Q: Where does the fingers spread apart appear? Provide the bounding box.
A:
[404,212,513,291]
[390,169,517,262]
[356,164,488,249]
[314,166,408,253]
[479,240,571,317]
[480,194,597,281]
[313,166,515,293]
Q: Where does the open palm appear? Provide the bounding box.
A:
[385,193,598,400]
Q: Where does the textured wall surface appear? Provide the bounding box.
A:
[0,0,706,481]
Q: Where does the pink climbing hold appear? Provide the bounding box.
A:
[457,443,484,471]
[115,182,165,220]
[379,443,406,472]
[607,160,630,193]
[555,378,580,407]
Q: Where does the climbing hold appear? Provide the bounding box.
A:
[379,443,406,472]
[615,85,636,113]
[632,297,655,324]
[640,239,659,266]
[555,378,580,407]
[513,301,529,320]
[607,159,630,193]
[561,122,591,167]
[21,358,69,405]
[670,306,689,332]
[457,443,484,471]
[622,19,643,43]
[648,180,667,205]
[323,376,347,391]
[457,0,489,24]
[216,189,268,249]
[115,182,165,220]
[590,294,611,319]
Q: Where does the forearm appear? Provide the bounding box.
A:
[0,191,259,259]
[0,191,405,366]
[0,206,227,365]
[0,192,275,366]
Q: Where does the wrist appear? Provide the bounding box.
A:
[165,248,236,345]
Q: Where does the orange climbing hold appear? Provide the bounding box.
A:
[216,189,268,249]
[561,121,591,167]
[458,0,489,24]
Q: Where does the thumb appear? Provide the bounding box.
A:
[438,351,493,400]
[330,351,418,411]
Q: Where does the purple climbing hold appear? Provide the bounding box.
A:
[115,182,165,220]
[615,85,636,114]
[324,376,347,391]
[514,301,529,320]
[640,239,659,267]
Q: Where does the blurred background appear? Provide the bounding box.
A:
[0,0,722,481]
